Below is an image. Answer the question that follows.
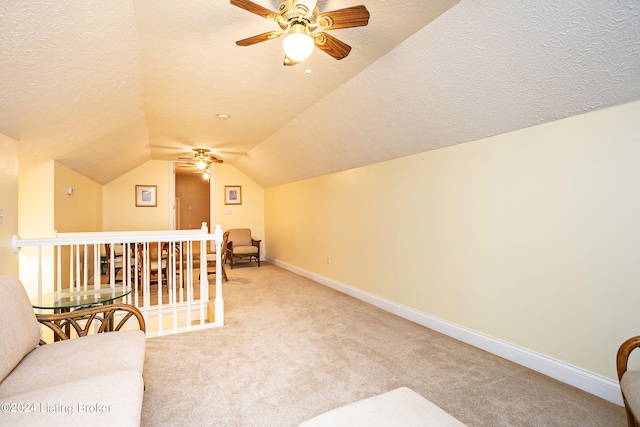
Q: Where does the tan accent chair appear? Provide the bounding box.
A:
[618,336,640,427]
[225,228,261,268]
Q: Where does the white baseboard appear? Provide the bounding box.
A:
[267,257,623,406]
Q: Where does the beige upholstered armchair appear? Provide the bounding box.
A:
[618,336,640,427]
[225,228,261,268]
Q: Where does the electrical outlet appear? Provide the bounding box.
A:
[326,256,330,264]
[0,209,3,224]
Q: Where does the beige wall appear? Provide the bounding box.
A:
[265,100,640,380]
[0,133,19,276]
[52,162,103,286]
[214,164,265,249]
[18,161,55,238]
[54,162,103,232]
[16,161,103,295]
[102,160,264,237]
[103,160,171,231]
[18,161,56,297]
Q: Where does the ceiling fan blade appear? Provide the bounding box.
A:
[317,5,370,30]
[283,55,300,66]
[236,31,282,46]
[230,0,278,20]
[314,32,352,60]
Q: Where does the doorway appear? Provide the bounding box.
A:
[174,169,210,230]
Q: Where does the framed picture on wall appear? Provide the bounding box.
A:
[225,185,242,205]
[136,185,157,207]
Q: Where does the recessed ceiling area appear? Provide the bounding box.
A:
[0,1,638,187]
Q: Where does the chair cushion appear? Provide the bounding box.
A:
[622,371,640,421]
[300,387,467,427]
[233,245,258,255]
[0,275,41,383]
[227,229,253,247]
[0,330,146,398]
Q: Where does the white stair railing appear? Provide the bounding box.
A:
[12,223,225,337]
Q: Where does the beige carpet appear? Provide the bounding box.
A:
[141,263,625,426]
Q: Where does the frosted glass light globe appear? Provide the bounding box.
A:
[283,32,314,62]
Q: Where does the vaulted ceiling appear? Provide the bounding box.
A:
[1,1,639,187]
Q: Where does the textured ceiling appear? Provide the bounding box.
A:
[0,0,639,186]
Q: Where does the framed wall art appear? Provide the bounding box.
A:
[135,185,157,207]
[225,185,242,205]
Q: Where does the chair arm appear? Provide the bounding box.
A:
[618,336,640,381]
[251,238,261,246]
[36,303,146,344]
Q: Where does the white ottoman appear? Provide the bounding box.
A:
[300,387,467,427]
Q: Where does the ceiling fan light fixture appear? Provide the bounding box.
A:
[282,25,314,62]
[195,159,208,170]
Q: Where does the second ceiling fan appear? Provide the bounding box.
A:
[178,148,223,169]
[230,0,370,66]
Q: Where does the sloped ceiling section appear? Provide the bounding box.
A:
[0,1,638,187]
[235,0,640,187]
[0,0,461,184]
[137,0,461,167]
[0,1,150,184]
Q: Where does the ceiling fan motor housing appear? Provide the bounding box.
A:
[278,0,319,25]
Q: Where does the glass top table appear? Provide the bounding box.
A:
[31,286,132,310]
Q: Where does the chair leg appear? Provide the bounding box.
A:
[623,403,639,427]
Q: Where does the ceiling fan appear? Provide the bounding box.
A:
[177,148,223,170]
[176,149,223,181]
[230,0,370,66]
